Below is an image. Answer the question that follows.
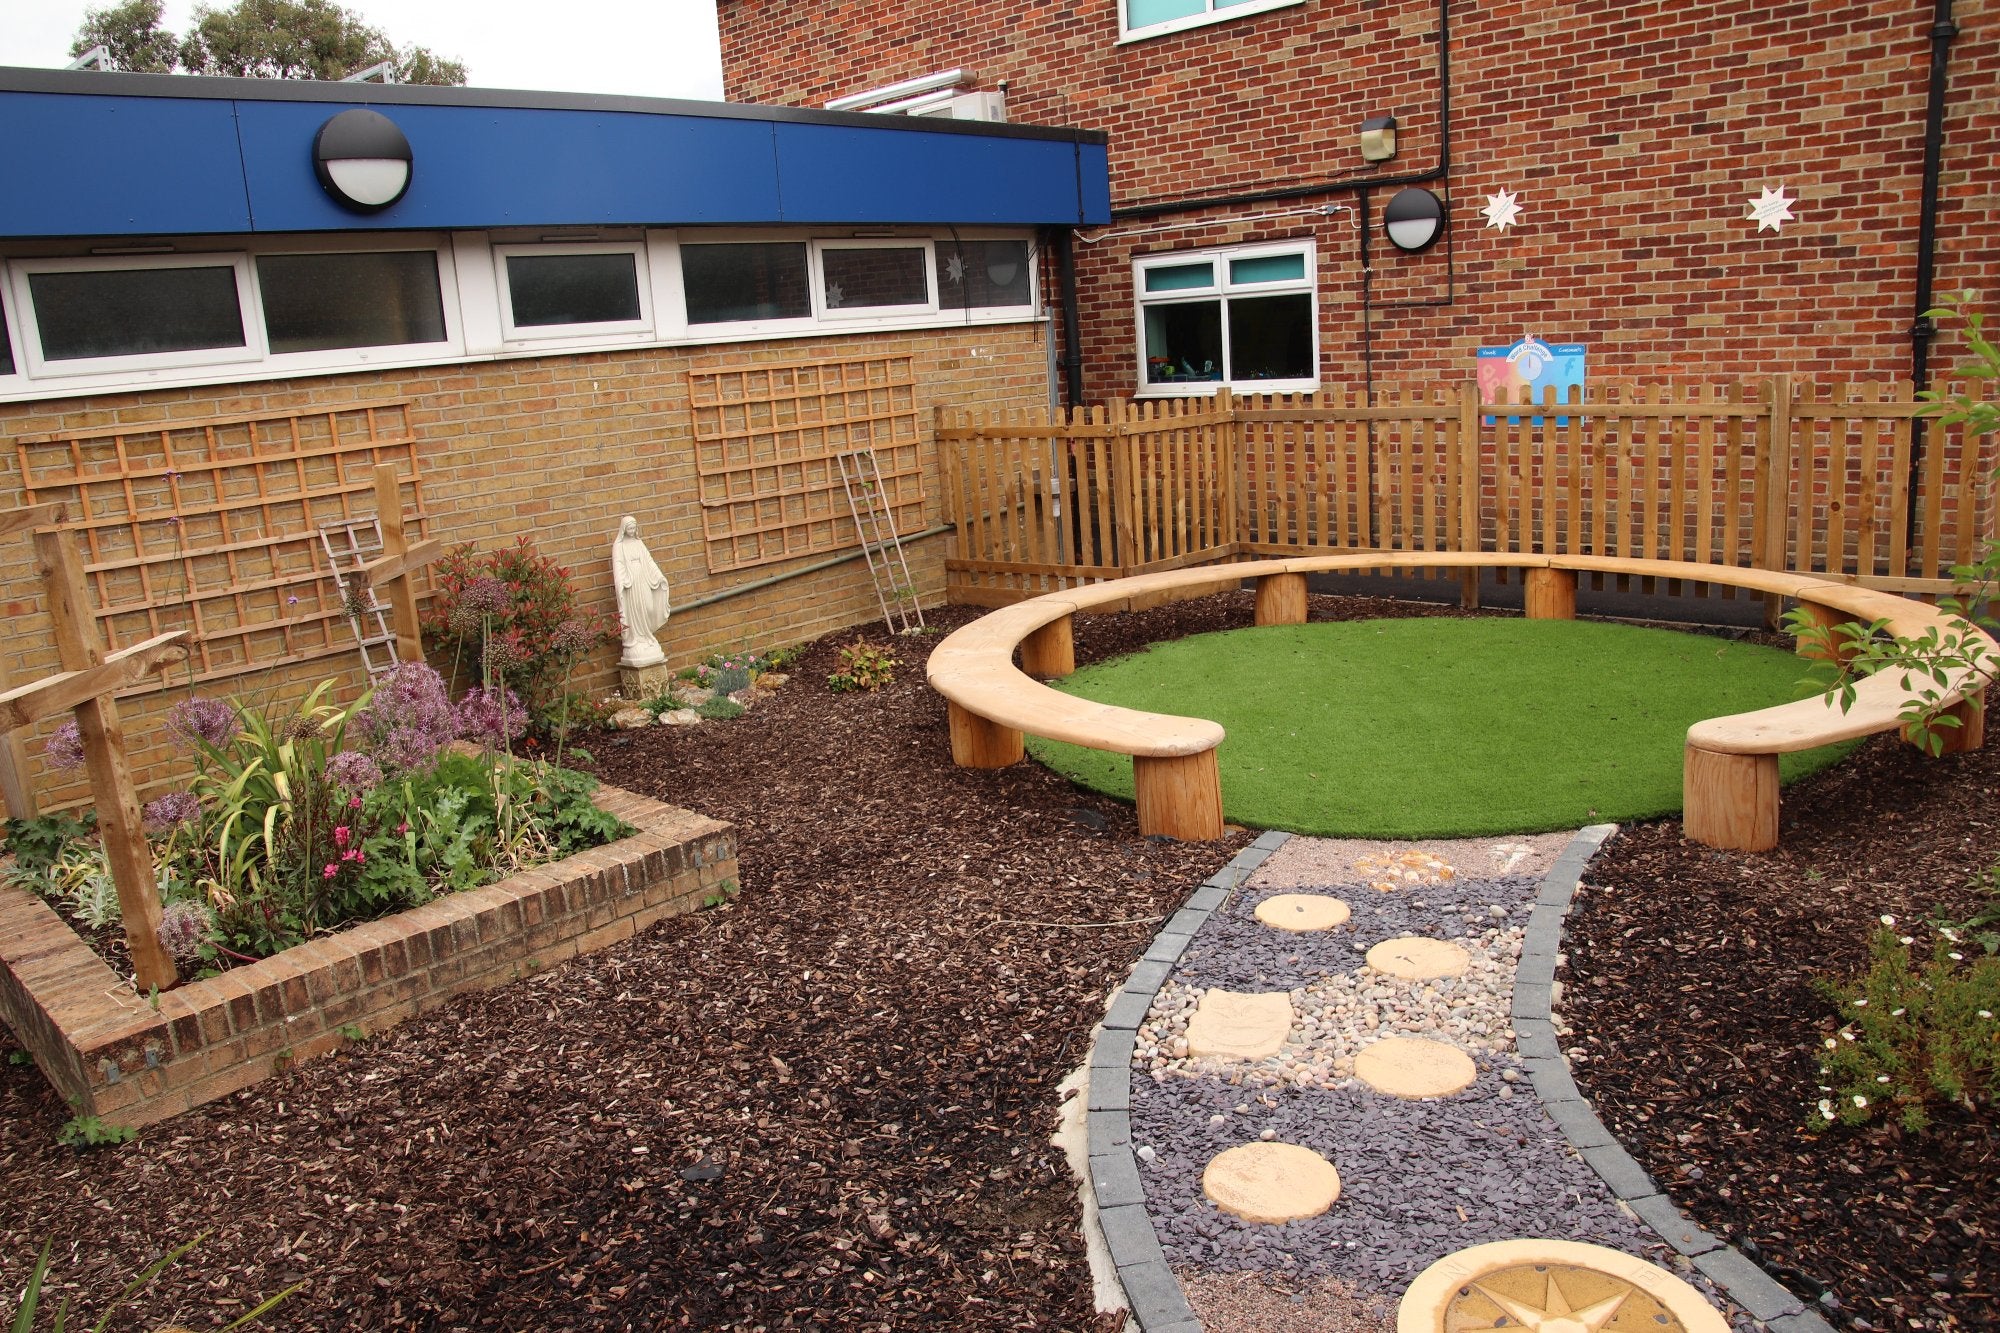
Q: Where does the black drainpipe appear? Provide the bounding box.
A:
[1053,227,1086,409]
[1907,0,1956,561]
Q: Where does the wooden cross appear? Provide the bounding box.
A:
[344,463,441,666]
[0,503,188,992]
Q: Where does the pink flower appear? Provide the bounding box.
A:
[334,826,350,848]
[348,795,363,810]
[396,821,409,836]
[323,864,338,879]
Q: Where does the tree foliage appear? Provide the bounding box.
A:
[71,0,467,85]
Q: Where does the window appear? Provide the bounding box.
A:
[814,242,933,318]
[1119,0,1304,42]
[1133,241,1316,395]
[682,242,812,325]
[0,287,13,377]
[494,243,651,340]
[939,239,1033,312]
[257,250,448,354]
[11,254,259,377]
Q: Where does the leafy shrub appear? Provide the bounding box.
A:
[3,811,96,885]
[696,695,746,721]
[1811,924,2000,1134]
[827,639,896,692]
[678,643,803,690]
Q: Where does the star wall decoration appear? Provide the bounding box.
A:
[1481,188,1523,232]
[1748,184,1795,233]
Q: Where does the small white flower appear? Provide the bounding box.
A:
[1842,1030,1856,1042]
[1901,936,1916,945]
[1980,1010,1994,1020]
[1852,999,1868,1007]
[1949,952,1965,961]
[1881,914,1897,926]
[1817,1098,1835,1118]
[1877,1075,1891,1083]
[1941,927,1960,942]
[1853,1094,1869,1108]
[1824,1038,1838,1049]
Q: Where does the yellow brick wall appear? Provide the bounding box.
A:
[0,323,1054,806]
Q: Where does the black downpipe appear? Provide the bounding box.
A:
[1907,0,1956,561]
[1054,227,1086,409]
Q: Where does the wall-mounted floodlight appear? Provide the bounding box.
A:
[1383,186,1446,253]
[1359,115,1397,163]
[313,108,413,212]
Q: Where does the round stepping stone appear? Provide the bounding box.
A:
[1254,893,1351,932]
[1354,1035,1477,1099]
[1185,989,1293,1060]
[1366,935,1470,980]
[1202,1142,1341,1223]
[1397,1238,1730,1333]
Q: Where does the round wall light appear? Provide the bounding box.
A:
[1383,186,1446,253]
[313,108,413,212]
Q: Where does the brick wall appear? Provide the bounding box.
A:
[719,0,2000,398]
[0,323,1054,804]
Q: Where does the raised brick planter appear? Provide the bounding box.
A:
[0,783,734,1127]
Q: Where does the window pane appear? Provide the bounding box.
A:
[1143,301,1223,383]
[1229,253,1307,285]
[821,246,928,310]
[683,243,811,323]
[29,266,244,361]
[0,288,13,376]
[1227,293,1313,380]
[1127,0,1206,26]
[258,251,446,354]
[940,240,1032,310]
[505,252,642,328]
[1144,262,1213,293]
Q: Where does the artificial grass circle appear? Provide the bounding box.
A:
[1025,617,1859,838]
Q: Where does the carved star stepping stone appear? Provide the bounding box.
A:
[1398,1238,1730,1332]
[1254,892,1352,932]
[1202,1141,1341,1223]
[1185,989,1293,1060]
[1354,1035,1477,1099]
[1366,935,1471,980]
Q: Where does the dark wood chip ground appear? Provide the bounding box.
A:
[2,588,1986,1331]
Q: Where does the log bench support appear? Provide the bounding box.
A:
[1019,615,1075,678]
[1133,749,1225,841]
[1682,743,1779,853]
[1523,567,1577,620]
[1254,572,1309,626]
[1792,599,1860,663]
[1904,689,1986,755]
[948,700,1025,768]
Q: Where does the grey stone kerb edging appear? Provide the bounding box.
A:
[1085,829,1291,1333]
[1522,825,1834,1333]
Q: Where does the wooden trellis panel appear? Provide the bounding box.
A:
[689,355,926,573]
[14,402,427,688]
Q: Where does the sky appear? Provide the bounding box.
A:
[0,0,725,100]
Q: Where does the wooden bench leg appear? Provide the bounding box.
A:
[1254,572,1308,626]
[1523,568,1577,620]
[1133,750,1224,841]
[1793,599,1858,662]
[1683,743,1779,852]
[948,700,1024,768]
[1904,690,1985,755]
[1019,614,1075,678]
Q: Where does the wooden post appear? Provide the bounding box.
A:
[1133,749,1225,841]
[1253,572,1308,626]
[1791,599,1859,663]
[1458,382,1482,609]
[0,504,63,819]
[1682,743,1779,853]
[1523,568,1577,620]
[1019,615,1076,679]
[1904,691,1985,755]
[1216,386,1240,551]
[1758,375,1793,630]
[373,464,425,663]
[34,527,180,991]
[947,700,1025,768]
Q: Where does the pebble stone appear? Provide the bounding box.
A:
[1202,1141,1343,1223]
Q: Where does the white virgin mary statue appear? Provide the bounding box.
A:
[611,516,672,668]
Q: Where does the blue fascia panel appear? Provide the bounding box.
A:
[235,102,784,232]
[1078,142,1112,225]
[0,92,253,237]
[769,122,1101,225]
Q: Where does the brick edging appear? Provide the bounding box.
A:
[1085,829,1291,1333]
[1520,824,1833,1333]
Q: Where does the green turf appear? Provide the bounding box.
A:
[1025,618,1860,838]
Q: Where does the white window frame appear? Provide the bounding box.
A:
[1118,0,1305,44]
[1132,239,1318,398]
[0,279,21,388]
[936,236,1039,319]
[492,240,654,345]
[8,252,264,380]
[675,234,819,337]
[811,238,937,321]
[250,234,463,373]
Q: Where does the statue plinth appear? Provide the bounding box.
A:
[619,662,677,701]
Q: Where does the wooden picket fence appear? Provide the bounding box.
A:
[937,379,1999,610]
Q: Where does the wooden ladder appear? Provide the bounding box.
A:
[318,518,402,677]
[836,448,924,636]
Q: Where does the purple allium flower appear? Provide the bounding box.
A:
[350,662,456,772]
[460,576,510,617]
[455,685,528,747]
[143,790,201,833]
[157,899,211,965]
[550,616,596,656]
[164,695,238,752]
[44,720,85,772]
[326,750,383,794]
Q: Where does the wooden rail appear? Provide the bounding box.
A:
[926,554,1993,850]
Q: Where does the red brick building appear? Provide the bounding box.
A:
[719,0,2000,404]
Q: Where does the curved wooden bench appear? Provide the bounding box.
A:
[927,554,1993,849]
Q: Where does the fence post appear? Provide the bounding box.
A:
[1757,374,1794,629]
[1216,386,1240,552]
[1110,397,1138,575]
[1459,381,1482,608]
